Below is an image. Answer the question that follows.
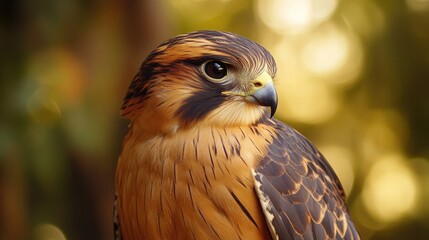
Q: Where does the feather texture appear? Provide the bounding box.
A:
[115,30,360,240]
[253,119,360,240]
[116,124,276,239]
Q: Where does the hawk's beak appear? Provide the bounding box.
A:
[247,71,278,118]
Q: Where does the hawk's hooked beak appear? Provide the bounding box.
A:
[222,71,278,118]
[246,71,278,118]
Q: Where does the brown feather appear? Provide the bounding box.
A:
[116,30,359,240]
[253,119,360,240]
[116,124,276,239]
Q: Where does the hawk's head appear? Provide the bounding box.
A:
[122,30,277,133]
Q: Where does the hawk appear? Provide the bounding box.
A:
[115,30,360,240]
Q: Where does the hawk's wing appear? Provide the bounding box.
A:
[253,119,360,240]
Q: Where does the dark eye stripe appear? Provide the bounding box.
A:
[176,79,227,125]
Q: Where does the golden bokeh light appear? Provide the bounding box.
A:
[267,22,365,124]
[271,36,341,124]
[301,24,363,85]
[276,77,339,124]
[361,154,419,225]
[302,25,348,75]
[269,36,301,81]
[319,145,355,195]
[34,224,67,240]
[256,0,338,34]
[361,110,409,163]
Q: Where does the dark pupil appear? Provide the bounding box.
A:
[205,61,227,79]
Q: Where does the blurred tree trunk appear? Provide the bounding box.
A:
[69,1,172,239]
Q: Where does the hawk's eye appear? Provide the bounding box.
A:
[202,61,228,81]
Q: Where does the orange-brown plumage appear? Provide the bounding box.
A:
[117,124,275,239]
[115,30,360,240]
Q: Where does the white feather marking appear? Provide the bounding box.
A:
[252,169,279,240]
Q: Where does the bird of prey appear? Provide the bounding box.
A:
[115,30,360,240]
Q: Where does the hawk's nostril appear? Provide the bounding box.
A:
[253,82,263,88]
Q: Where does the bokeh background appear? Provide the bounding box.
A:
[1,0,429,239]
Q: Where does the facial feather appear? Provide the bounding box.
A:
[121,30,277,133]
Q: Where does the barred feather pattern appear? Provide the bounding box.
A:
[253,119,360,240]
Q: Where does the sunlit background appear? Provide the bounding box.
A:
[1,0,429,239]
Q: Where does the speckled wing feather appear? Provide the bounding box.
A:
[253,119,360,240]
